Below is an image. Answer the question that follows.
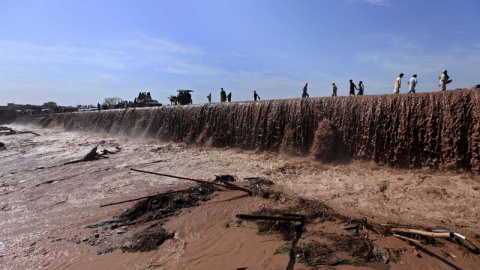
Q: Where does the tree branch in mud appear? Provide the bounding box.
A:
[0,126,40,136]
[391,228,454,239]
[236,214,305,223]
[130,168,252,195]
[392,228,479,255]
[63,144,121,165]
[99,189,190,207]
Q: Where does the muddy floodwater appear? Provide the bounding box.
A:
[1,124,479,269]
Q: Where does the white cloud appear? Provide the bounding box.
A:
[0,41,129,70]
[0,34,307,105]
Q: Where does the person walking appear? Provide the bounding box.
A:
[439,70,452,91]
[302,83,309,98]
[254,91,261,101]
[408,74,418,93]
[332,83,337,97]
[220,88,227,102]
[207,93,212,103]
[393,73,404,94]
[357,81,364,95]
[227,92,232,102]
[349,80,357,96]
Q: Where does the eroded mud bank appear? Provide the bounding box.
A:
[17,89,480,172]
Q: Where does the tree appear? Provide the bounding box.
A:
[102,97,124,108]
[42,101,58,109]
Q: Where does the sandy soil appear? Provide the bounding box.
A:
[0,124,479,269]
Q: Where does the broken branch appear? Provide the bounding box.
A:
[391,228,452,239]
[130,168,252,195]
[100,189,190,207]
[393,234,422,244]
[236,214,305,223]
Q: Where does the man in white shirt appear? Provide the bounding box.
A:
[407,74,418,94]
[439,70,452,91]
[393,73,404,94]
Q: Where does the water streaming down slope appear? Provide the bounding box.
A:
[17,89,480,172]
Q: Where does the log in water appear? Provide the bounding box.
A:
[16,88,480,172]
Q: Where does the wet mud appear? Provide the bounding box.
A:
[1,126,480,269]
[17,88,480,172]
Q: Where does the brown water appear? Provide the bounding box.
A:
[1,125,479,269]
[17,89,480,172]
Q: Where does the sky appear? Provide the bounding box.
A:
[1,0,479,106]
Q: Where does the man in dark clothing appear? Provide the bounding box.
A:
[220,88,227,102]
[227,92,232,102]
[349,79,357,96]
[254,91,261,101]
[302,83,309,98]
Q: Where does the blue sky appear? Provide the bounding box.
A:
[1,0,479,106]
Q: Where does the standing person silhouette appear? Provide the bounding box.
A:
[357,81,364,95]
[207,93,212,103]
[408,74,418,94]
[393,73,404,94]
[254,91,261,101]
[227,92,232,102]
[302,83,309,98]
[220,88,227,102]
[439,70,452,91]
[349,80,357,96]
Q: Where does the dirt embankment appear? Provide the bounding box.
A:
[17,89,480,172]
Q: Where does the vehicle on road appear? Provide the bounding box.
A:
[169,90,193,105]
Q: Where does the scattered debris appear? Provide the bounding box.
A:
[214,174,235,184]
[0,126,40,136]
[393,234,421,244]
[99,189,190,208]
[83,173,480,269]
[247,208,303,241]
[64,144,120,165]
[130,168,252,195]
[92,182,218,253]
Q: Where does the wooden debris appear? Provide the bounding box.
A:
[100,189,189,207]
[0,127,40,136]
[63,144,120,165]
[393,233,421,244]
[236,214,305,223]
[391,228,452,239]
[130,168,252,195]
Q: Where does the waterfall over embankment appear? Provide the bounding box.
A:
[16,89,480,172]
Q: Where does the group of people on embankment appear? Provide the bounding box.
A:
[393,70,452,95]
[206,69,454,103]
